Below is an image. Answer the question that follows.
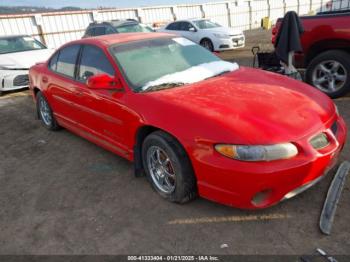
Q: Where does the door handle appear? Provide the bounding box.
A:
[42,76,48,83]
[72,87,84,97]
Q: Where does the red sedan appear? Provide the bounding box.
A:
[29,33,347,209]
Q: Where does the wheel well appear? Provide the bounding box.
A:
[33,87,41,97]
[200,37,212,44]
[133,126,191,178]
[305,39,350,67]
[133,125,160,176]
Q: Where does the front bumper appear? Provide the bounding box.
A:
[214,35,245,51]
[193,115,347,209]
[0,69,29,92]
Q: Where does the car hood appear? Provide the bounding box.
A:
[144,67,335,144]
[0,49,54,69]
[204,26,243,36]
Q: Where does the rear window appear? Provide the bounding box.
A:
[116,23,154,33]
[49,52,59,71]
[94,27,106,36]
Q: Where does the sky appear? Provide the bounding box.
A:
[0,0,212,8]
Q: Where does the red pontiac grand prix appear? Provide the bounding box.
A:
[29,33,347,209]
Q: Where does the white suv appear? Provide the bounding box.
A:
[159,18,245,52]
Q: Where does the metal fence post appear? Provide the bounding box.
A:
[227,2,233,28]
[248,0,252,30]
[136,8,144,23]
[171,6,178,21]
[309,0,313,12]
[200,4,206,18]
[91,10,100,22]
[33,14,46,46]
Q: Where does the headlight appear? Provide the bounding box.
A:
[213,33,231,39]
[215,143,298,161]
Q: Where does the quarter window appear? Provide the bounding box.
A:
[48,51,59,71]
[56,45,80,78]
[78,45,115,82]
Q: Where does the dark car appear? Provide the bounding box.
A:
[82,19,154,38]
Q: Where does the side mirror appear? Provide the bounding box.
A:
[189,27,197,32]
[86,74,122,90]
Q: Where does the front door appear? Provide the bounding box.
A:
[73,44,129,152]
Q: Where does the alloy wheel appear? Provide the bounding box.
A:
[312,60,347,93]
[146,146,176,194]
[39,97,52,126]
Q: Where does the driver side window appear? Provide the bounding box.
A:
[179,22,194,31]
[77,45,115,82]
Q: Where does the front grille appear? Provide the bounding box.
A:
[232,37,244,42]
[13,74,29,87]
[310,133,330,150]
[331,121,338,135]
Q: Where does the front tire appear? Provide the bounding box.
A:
[36,91,60,131]
[200,38,214,52]
[142,131,197,203]
[306,50,350,98]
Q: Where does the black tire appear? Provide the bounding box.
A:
[306,50,350,98]
[36,91,60,131]
[142,131,197,203]
[200,38,214,52]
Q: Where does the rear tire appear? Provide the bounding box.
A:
[306,50,350,98]
[36,91,60,131]
[200,38,214,52]
[142,131,197,203]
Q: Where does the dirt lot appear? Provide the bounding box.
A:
[0,29,350,255]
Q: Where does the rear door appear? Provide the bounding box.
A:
[163,21,183,36]
[45,44,82,126]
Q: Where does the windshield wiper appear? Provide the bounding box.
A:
[140,82,185,92]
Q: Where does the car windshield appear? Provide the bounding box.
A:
[0,36,46,54]
[110,37,238,92]
[115,23,154,33]
[192,20,222,29]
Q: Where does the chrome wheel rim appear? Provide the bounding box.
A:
[146,146,176,194]
[312,60,347,93]
[39,97,52,126]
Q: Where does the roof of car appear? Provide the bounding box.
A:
[171,18,208,23]
[68,32,176,47]
[0,35,29,39]
[89,19,139,28]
